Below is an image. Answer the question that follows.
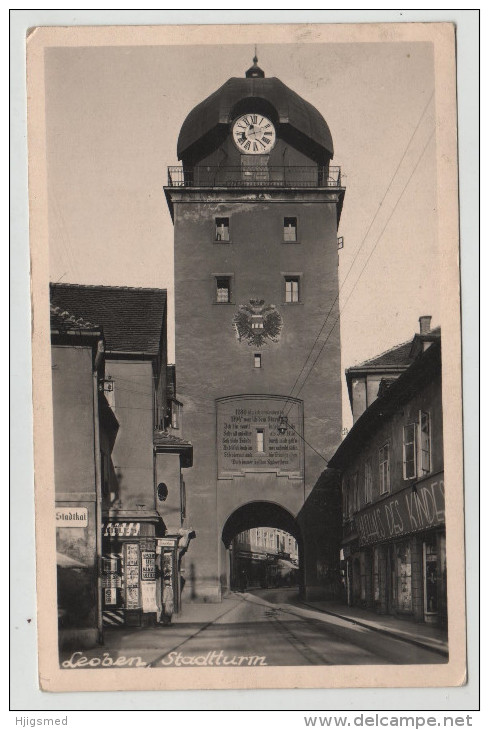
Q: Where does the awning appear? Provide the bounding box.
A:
[277,558,299,571]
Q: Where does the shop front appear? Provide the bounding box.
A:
[101,519,160,627]
[353,472,446,625]
[340,521,359,607]
[102,521,195,627]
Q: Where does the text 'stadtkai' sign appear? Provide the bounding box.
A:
[56,507,88,527]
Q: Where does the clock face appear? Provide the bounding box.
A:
[232,114,276,154]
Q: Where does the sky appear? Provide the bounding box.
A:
[45,40,438,428]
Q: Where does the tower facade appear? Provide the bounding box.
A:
[164,59,345,601]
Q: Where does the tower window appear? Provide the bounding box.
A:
[215,217,230,242]
[254,353,262,368]
[284,276,300,303]
[256,428,265,453]
[284,217,297,242]
[215,276,231,303]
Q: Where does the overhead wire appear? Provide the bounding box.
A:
[284,128,436,419]
[278,91,435,419]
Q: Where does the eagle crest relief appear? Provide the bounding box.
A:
[233,299,283,347]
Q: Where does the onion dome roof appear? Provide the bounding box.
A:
[177,65,334,161]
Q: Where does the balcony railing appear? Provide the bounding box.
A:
[166,165,342,189]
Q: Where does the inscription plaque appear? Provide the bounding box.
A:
[217,395,303,479]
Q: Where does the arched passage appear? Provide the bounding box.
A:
[221,501,303,593]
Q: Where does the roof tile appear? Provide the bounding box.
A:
[50,283,166,355]
[50,304,100,332]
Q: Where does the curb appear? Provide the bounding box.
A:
[300,601,449,658]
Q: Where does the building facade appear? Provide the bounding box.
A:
[51,304,113,648]
[231,527,299,590]
[164,58,345,601]
[329,320,446,626]
[51,284,193,636]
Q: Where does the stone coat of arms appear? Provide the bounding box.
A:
[233,299,283,347]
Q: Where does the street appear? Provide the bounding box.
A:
[60,589,447,669]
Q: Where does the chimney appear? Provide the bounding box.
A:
[419,315,432,335]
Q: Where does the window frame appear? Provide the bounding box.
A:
[283,274,302,304]
[349,472,359,514]
[212,273,235,304]
[283,216,299,243]
[379,442,391,495]
[254,353,262,369]
[364,459,373,504]
[170,399,183,430]
[418,410,431,476]
[403,423,418,480]
[255,427,266,454]
[214,217,230,243]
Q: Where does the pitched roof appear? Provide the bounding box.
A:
[50,304,100,333]
[153,428,193,467]
[347,339,414,372]
[50,284,166,356]
[345,326,441,408]
[347,326,441,372]
[329,339,441,471]
[153,429,193,448]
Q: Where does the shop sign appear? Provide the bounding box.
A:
[126,544,139,565]
[125,544,140,609]
[56,507,88,527]
[141,581,158,613]
[104,588,117,605]
[158,538,177,548]
[141,551,156,580]
[102,573,121,588]
[103,522,140,537]
[355,476,445,547]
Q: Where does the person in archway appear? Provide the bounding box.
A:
[240,568,248,592]
[160,575,174,626]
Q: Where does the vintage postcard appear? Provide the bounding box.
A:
[27,22,466,692]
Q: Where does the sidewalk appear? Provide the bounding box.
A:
[299,599,449,656]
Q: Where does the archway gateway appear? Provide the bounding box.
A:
[221,501,303,593]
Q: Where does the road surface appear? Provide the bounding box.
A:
[148,589,446,667]
[60,588,447,668]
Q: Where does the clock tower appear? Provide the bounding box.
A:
[164,57,345,602]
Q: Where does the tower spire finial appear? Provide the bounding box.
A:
[245,47,265,78]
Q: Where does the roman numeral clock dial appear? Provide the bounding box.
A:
[232,114,276,154]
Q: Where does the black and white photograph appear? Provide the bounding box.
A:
[26,22,466,692]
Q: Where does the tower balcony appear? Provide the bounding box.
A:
[166,165,342,189]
